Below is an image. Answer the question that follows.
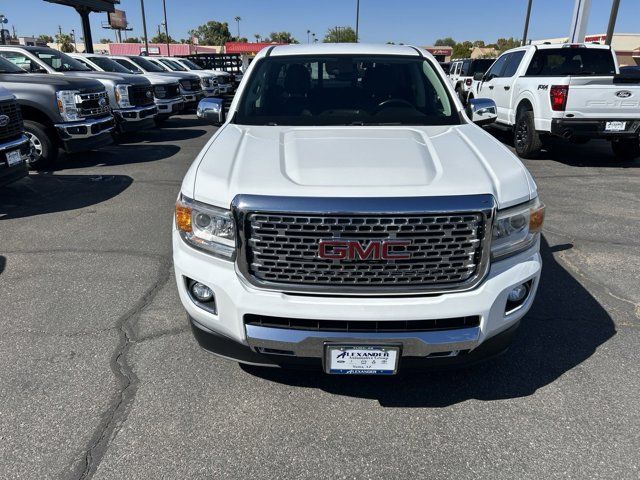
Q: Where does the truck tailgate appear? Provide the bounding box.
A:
[565,76,640,119]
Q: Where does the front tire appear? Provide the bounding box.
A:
[514,110,542,159]
[23,120,57,170]
[611,138,640,160]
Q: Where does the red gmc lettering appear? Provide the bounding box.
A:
[318,240,411,261]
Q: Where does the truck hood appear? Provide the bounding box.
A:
[0,73,104,91]
[191,123,535,210]
[61,71,150,86]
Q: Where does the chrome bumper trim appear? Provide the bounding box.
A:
[245,324,481,357]
[113,104,157,121]
[0,135,29,153]
[54,116,115,139]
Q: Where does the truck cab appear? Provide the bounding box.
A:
[474,43,640,159]
[174,44,544,375]
[0,46,157,133]
[0,55,114,169]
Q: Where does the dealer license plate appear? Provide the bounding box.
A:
[605,121,626,132]
[5,150,22,167]
[325,345,400,375]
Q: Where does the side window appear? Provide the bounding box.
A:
[501,51,525,78]
[0,51,42,72]
[460,60,471,76]
[485,54,509,80]
[73,57,95,71]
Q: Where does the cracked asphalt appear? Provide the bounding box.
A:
[1,116,639,479]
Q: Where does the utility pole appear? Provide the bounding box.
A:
[140,0,150,55]
[234,16,241,39]
[605,0,620,46]
[162,0,170,55]
[355,0,360,43]
[522,0,532,46]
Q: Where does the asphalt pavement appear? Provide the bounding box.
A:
[0,117,638,479]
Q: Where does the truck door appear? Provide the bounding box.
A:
[492,51,526,123]
[477,53,509,105]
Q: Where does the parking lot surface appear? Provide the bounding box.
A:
[1,117,639,479]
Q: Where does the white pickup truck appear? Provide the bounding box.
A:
[473,43,640,159]
[174,44,544,375]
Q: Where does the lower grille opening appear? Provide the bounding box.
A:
[245,314,480,333]
[256,347,296,356]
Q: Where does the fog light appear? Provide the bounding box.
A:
[508,284,528,303]
[191,282,213,302]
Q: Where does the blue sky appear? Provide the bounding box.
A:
[3,0,640,45]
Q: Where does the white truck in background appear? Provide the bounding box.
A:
[473,43,640,159]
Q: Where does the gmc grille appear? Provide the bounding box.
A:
[0,99,24,142]
[76,91,110,118]
[127,85,154,106]
[241,208,489,293]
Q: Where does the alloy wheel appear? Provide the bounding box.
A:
[24,131,43,165]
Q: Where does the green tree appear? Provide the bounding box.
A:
[188,21,232,46]
[99,38,112,44]
[151,32,175,43]
[472,40,485,48]
[123,37,141,43]
[495,37,520,53]
[38,34,54,43]
[434,37,456,47]
[265,31,298,44]
[323,26,357,43]
[55,33,74,53]
[452,40,473,59]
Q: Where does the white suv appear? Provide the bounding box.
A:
[174,44,544,375]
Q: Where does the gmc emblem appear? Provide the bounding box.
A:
[318,239,411,261]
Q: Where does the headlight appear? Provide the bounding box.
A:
[175,194,235,260]
[491,197,545,260]
[114,84,132,108]
[56,90,81,121]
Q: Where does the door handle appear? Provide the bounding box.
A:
[504,86,511,90]
[488,86,494,90]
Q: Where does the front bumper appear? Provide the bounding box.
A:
[174,230,542,370]
[0,135,30,186]
[217,83,232,94]
[181,90,205,109]
[155,97,185,118]
[551,118,640,139]
[113,105,157,132]
[54,116,115,153]
[204,87,220,97]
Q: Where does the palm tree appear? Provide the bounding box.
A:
[254,33,261,42]
[234,16,242,39]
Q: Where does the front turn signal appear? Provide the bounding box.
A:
[175,199,192,233]
[529,203,545,233]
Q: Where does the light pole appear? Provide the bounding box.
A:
[234,16,241,39]
[522,0,532,46]
[71,29,76,52]
[355,0,360,43]
[162,0,170,55]
[605,0,620,46]
[140,0,150,55]
[307,29,311,44]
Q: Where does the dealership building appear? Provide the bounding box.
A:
[534,33,640,66]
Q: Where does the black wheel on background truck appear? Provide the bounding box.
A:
[23,120,57,170]
[611,138,640,160]
[514,110,543,159]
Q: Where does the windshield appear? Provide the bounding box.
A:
[159,58,187,71]
[112,58,143,73]
[31,48,91,72]
[179,58,202,70]
[129,56,166,73]
[234,55,458,126]
[0,56,27,74]
[526,48,615,76]
[89,56,133,74]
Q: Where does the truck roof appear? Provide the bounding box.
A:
[255,43,432,60]
[523,42,612,51]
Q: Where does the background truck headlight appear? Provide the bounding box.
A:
[175,194,236,260]
[56,90,81,122]
[114,84,132,108]
[491,198,545,260]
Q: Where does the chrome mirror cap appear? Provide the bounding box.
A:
[196,97,225,125]
[466,98,497,126]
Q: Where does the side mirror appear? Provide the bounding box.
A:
[196,97,225,125]
[473,72,484,81]
[465,98,497,126]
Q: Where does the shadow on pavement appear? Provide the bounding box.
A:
[116,127,209,144]
[486,127,639,168]
[0,256,5,276]
[242,236,616,407]
[0,174,132,220]
[49,143,180,172]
